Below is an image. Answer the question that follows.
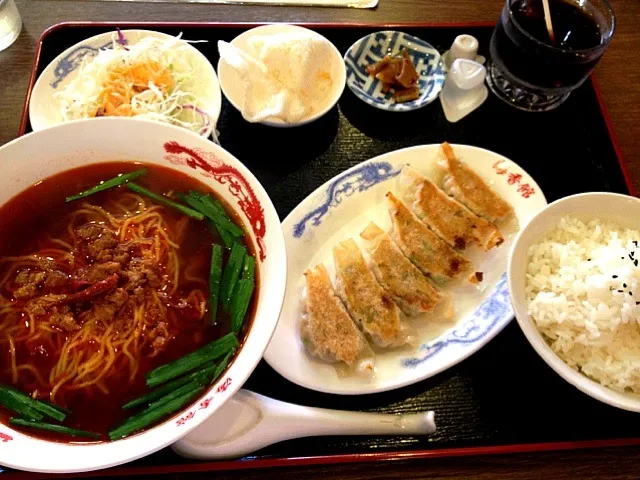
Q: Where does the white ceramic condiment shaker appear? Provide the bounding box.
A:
[172,390,436,460]
[440,58,488,123]
[442,34,485,69]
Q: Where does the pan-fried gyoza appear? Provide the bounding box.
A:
[401,167,504,251]
[300,264,375,375]
[360,222,452,317]
[386,192,473,283]
[296,143,516,379]
[440,142,513,224]
[333,239,415,348]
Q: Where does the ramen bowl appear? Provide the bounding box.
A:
[0,118,286,473]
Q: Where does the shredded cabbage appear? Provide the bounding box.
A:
[53,32,216,139]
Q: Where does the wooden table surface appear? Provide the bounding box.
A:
[1,0,640,478]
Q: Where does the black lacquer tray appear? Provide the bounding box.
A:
[9,21,639,478]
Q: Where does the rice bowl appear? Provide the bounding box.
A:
[508,192,640,412]
[526,216,640,394]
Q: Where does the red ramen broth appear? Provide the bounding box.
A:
[0,162,257,441]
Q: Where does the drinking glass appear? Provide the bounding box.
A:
[486,0,615,112]
[0,0,21,52]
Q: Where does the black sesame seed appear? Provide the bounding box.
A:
[634,241,638,247]
[613,275,618,278]
[588,258,592,261]
[635,260,638,267]
[623,283,627,288]
[618,290,624,293]
[636,301,640,305]
[630,292,634,296]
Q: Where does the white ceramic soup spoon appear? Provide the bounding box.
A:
[171,389,436,459]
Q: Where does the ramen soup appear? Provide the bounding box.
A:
[0,162,258,442]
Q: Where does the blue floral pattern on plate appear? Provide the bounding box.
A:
[290,156,513,373]
[404,273,513,367]
[344,31,445,112]
[50,39,115,89]
[292,161,402,238]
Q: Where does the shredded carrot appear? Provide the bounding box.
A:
[94,60,174,118]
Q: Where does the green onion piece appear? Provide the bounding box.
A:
[186,191,225,216]
[127,183,204,220]
[220,243,246,313]
[241,255,255,281]
[123,363,218,410]
[184,190,203,200]
[0,386,66,422]
[230,253,255,333]
[180,193,244,237]
[39,400,71,416]
[65,169,147,202]
[207,220,234,249]
[174,192,191,204]
[145,380,202,413]
[209,244,223,325]
[210,349,235,385]
[0,389,43,421]
[145,333,239,388]
[230,279,254,334]
[109,387,203,440]
[198,196,242,235]
[197,194,226,216]
[10,418,100,439]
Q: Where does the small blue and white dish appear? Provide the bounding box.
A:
[344,31,445,112]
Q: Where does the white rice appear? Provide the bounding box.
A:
[526,215,640,395]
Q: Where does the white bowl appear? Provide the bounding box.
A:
[217,24,346,128]
[508,192,640,412]
[29,30,222,137]
[0,118,286,472]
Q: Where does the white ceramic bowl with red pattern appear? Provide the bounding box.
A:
[0,118,286,473]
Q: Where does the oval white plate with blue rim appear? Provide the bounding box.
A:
[28,29,221,136]
[264,144,547,395]
[344,31,445,112]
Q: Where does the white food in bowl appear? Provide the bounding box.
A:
[508,192,640,412]
[525,215,640,394]
[217,24,346,128]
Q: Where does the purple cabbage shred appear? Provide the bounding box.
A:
[116,28,130,51]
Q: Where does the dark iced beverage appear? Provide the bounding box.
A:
[487,0,615,111]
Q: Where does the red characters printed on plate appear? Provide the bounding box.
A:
[492,160,535,199]
[216,377,232,394]
[0,432,12,443]
[517,183,535,198]
[507,172,522,185]
[175,377,233,427]
[163,141,267,261]
[176,411,196,427]
[492,160,508,175]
